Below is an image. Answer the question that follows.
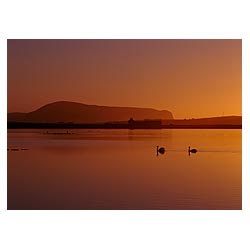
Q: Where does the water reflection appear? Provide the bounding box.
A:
[8,129,242,210]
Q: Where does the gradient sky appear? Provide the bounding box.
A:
[7,39,242,119]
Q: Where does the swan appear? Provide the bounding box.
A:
[188,146,197,154]
[157,146,165,155]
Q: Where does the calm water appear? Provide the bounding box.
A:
[7,129,242,210]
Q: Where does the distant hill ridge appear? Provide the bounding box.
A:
[8,101,174,123]
[162,116,241,125]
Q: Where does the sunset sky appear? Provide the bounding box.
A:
[7,39,242,119]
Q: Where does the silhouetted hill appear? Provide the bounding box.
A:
[7,112,26,121]
[8,101,174,123]
[162,116,241,125]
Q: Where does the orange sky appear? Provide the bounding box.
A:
[7,39,241,119]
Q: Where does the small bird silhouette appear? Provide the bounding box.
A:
[188,146,197,155]
[157,146,166,156]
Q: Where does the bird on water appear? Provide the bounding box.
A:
[157,146,166,156]
[188,146,197,155]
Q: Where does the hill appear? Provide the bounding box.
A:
[162,116,241,126]
[8,101,174,123]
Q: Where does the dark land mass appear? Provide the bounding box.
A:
[162,116,241,126]
[8,116,242,129]
[8,101,173,123]
[8,101,241,129]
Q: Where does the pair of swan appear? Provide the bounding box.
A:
[156,146,197,155]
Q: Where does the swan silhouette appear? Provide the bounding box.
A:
[157,146,165,156]
[188,146,197,155]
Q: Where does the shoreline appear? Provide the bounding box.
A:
[7,122,242,129]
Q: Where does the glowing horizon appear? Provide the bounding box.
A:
[7,39,242,119]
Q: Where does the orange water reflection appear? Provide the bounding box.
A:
[8,129,241,209]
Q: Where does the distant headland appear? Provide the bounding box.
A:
[7,101,241,129]
[8,101,174,123]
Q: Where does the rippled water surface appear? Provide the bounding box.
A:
[8,129,242,209]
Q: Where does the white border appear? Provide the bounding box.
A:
[0,39,7,210]
[0,1,249,250]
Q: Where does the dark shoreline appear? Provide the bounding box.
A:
[7,122,242,129]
